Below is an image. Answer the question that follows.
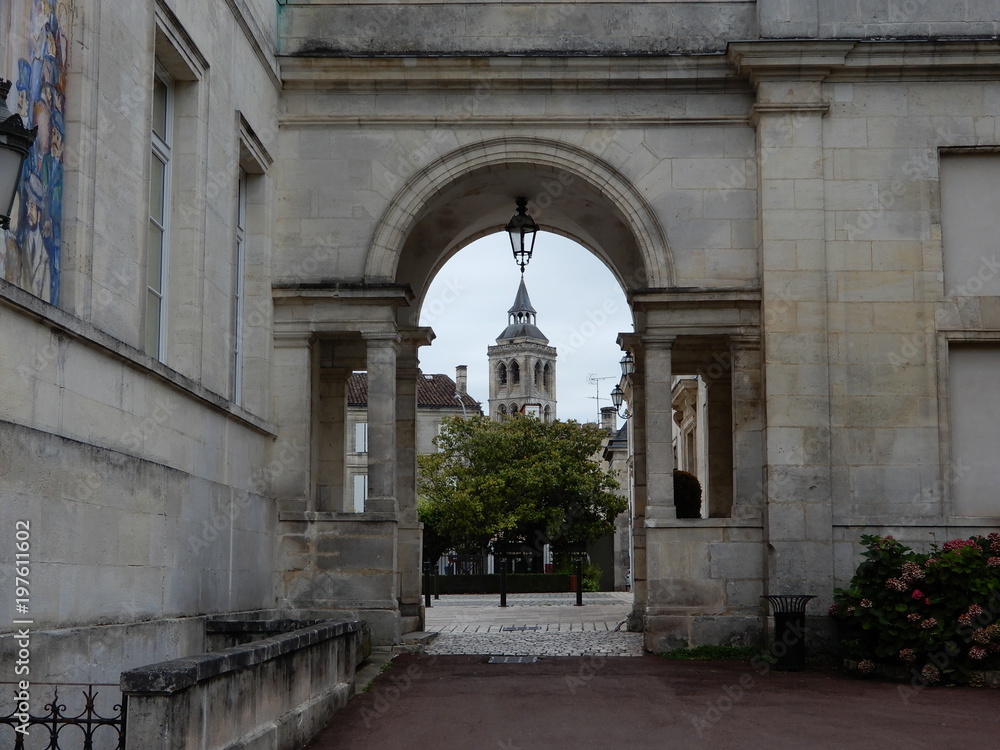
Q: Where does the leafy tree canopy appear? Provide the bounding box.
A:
[417,415,626,559]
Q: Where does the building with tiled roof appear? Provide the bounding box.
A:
[345,367,483,511]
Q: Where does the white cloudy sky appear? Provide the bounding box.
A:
[417,232,634,423]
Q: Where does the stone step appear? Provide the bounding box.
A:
[393,630,439,655]
[400,615,421,634]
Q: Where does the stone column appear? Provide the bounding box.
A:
[316,364,349,512]
[730,337,764,522]
[363,331,400,514]
[753,82,834,596]
[271,332,314,513]
[623,338,648,625]
[704,366,734,518]
[395,335,422,622]
[643,335,677,522]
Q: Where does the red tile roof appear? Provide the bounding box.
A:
[347,372,482,410]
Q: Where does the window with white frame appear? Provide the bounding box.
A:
[355,422,368,453]
[146,68,172,359]
[231,169,247,404]
[352,474,368,513]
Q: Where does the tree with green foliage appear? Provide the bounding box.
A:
[417,415,626,560]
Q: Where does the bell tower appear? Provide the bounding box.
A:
[487,276,557,421]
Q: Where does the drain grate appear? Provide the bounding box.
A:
[488,655,539,664]
[500,625,541,632]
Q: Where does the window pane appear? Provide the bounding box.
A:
[147,224,163,290]
[152,76,168,141]
[353,475,367,513]
[149,154,165,223]
[145,290,161,355]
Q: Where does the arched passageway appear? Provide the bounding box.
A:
[273,138,763,649]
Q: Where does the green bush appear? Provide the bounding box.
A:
[673,470,702,518]
[831,533,1000,685]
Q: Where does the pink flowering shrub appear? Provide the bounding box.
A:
[832,534,1000,684]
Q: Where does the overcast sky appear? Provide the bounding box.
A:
[417,232,634,424]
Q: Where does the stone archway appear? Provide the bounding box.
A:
[364,136,674,298]
[358,138,673,639]
[277,135,763,651]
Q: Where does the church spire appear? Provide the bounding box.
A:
[497,275,548,344]
[508,275,537,319]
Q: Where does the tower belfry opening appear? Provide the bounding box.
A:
[489,276,557,422]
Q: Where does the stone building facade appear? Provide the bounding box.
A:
[2,2,1000,720]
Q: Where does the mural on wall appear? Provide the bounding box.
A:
[2,0,69,306]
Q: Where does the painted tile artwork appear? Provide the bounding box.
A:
[2,0,69,305]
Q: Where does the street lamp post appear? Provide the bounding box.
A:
[504,197,538,273]
[0,79,38,231]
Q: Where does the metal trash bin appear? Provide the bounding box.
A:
[761,595,815,671]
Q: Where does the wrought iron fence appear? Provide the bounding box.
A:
[0,682,126,750]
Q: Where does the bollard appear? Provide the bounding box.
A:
[499,556,508,608]
[424,562,432,608]
[434,568,440,600]
[575,557,583,606]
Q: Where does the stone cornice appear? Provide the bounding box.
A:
[730,39,1000,85]
[279,54,748,93]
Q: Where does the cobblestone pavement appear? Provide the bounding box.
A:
[423,592,644,656]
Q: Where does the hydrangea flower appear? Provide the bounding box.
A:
[906,613,921,623]
[860,598,873,608]
[885,577,908,592]
[969,646,987,660]
[898,648,916,664]
[942,538,978,553]
[988,557,1000,568]
[911,589,924,600]
[920,618,938,629]
[921,664,940,684]
[900,561,925,582]
[858,659,876,674]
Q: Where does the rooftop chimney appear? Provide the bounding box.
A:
[600,406,617,434]
[455,365,468,395]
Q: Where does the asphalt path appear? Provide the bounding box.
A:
[308,654,1000,750]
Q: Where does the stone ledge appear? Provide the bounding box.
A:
[279,511,398,523]
[121,619,364,695]
[645,517,764,529]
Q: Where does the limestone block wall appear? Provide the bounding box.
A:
[821,76,1000,528]
[59,0,279,406]
[278,0,758,56]
[759,0,1000,40]
[276,58,761,294]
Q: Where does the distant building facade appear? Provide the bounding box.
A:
[488,277,557,421]
[346,368,482,511]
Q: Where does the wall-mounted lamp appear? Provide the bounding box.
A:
[619,352,635,377]
[0,79,37,231]
[610,384,630,420]
[504,197,538,273]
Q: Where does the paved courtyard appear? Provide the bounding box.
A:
[422,592,644,656]
[311,654,1000,750]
